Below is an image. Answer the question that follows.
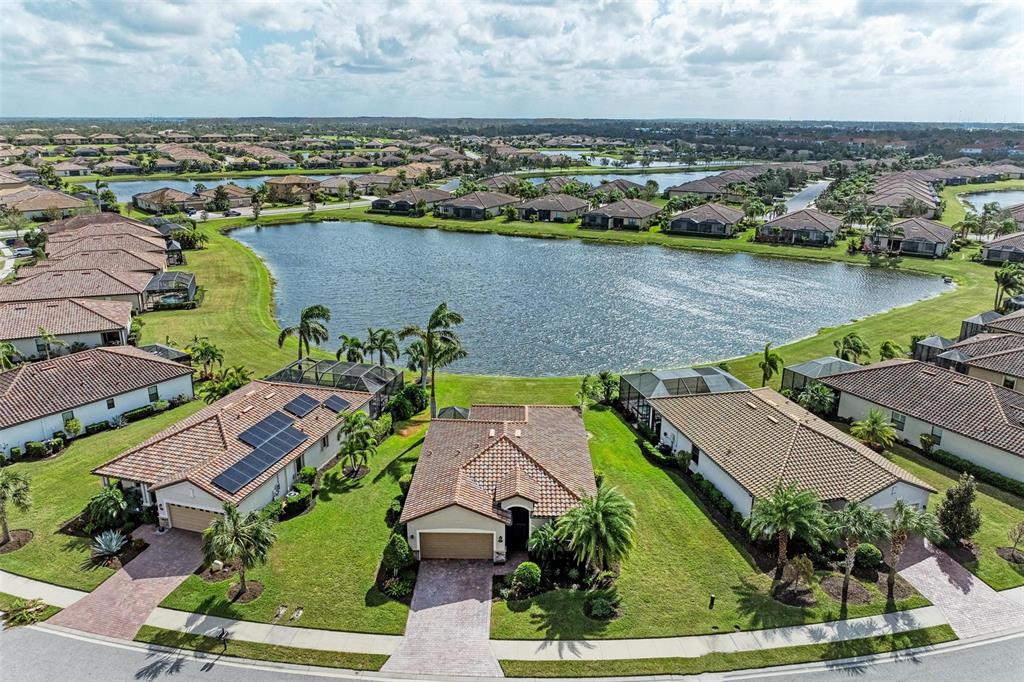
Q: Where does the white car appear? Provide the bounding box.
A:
[12,247,34,257]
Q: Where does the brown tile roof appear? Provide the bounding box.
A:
[764,209,842,233]
[670,202,744,224]
[821,360,1024,459]
[651,388,934,502]
[440,191,519,210]
[0,346,193,429]
[42,213,156,237]
[894,217,955,244]
[133,187,196,203]
[519,194,590,212]
[0,298,132,341]
[400,405,596,524]
[265,175,320,186]
[949,335,1024,378]
[0,269,153,303]
[986,308,1024,335]
[985,231,1024,253]
[0,187,87,212]
[20,249,166,276]
[381,188,452,204]
[587,198,661,219]
[47,233,167,257]
[94,380,370,504]
[47,220,164,243]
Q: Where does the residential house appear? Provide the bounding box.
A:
[664,203,744,237]
[93,160,140,175]
[581,198,661,230]
[51,161,90,177]
[0,184,89,220]
[0,346,194,458]
[1008,203,1024,229]
[265,175,320,201]
[400,405,596,561]
[758,209,842,246]
[780,356,861,392]
[913,335,955,362]
[370,188,452,214]
[619,366,748,430]
[436,191,519,220]
[0,269,153,310]
[982,232,1024,264]
[132,187,205,213]
[516,194,590,222]
[651,388,934,517]
[869,217,955,257]
[198,184,253,208]
[18,248,166,278]
[970,309,1017,339]
[93,380,370,530]
[590,178,643,197]
[935,333,1024,389]
[337,155,371,168]
[0,299,133,360]
[822,360,1024,481]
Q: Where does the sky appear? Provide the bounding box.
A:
[1,0,1022,122]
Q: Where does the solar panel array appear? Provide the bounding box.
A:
[237,411,295,448]
[283,393,320,418]
[214,426,309,494]
[322,394,351,413]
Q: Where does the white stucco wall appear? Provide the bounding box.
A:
[6,330,128,360]
[406,505,506,562]
[0,373,193,456]
[836,392,1024,482]
[861,482,932,513]
[694,454,756,518]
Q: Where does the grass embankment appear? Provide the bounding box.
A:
[134,626,387,671]
[0,591,61,622]
[0,403,204,590]
[498,624,957,677]
[939,179,1024,228]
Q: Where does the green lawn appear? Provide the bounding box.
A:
[499,624,956,677]
[0,403,204,590]
[939,179,1024,228]
[135,625,387,671]
[490,407,929,640]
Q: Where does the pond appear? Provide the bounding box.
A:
[437,170,722,193]
[231,221,951,376]
[960,190,1024,212]
[103,176,333,202]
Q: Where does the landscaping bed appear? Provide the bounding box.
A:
[0,530,33,555]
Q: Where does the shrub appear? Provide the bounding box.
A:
[25,442,46,458]
[636,422,656,443]
[511,561,541,596]
[398,473,413,496]
[85,486,129,533]
[122,405,154,422]
[51,430,67,441]
[47,438,64,453]
[91,529,127,560]
[8,447,21,461]
[380,567,416,600]
[385,498,403,526]
[387,395,414,421]
[286,483,313,513]
[925,449,1024,498]
[151,400,171,413]
[63,418,82,438]
[855,543,883,571]
[296,466,317,485]
[381,533,414,577]
[372,413,393,444]
[587,596,616,620]
[261,499,284,521]
[938,472,982,544]
[402,384,428,413]
[85,421,110,436]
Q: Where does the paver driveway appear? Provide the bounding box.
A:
[49,525,202,640]
[898,537,1024,639]
[382,559,503,677]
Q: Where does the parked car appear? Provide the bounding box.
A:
[223,210,241,217]
[12,247,34,257]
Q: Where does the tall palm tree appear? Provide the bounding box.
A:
[277,304,331,361]
[796,382,835,416]
[882,499,943,599]
[758,342,784,387]
[826,502,887,606]
[36,327,67,360]
[365,328,399,366]
[746,483,824,575]
[0,341,18,370]
[402,340,428,385]
[850,409,897,450]
[339,411,376,476]
[956,213,981,240]
[0,469,31,546]
[202,503,276,597]
[556,484,637,572]
[399,302,465,418]
[994,263,1024,310]
[336,334,365,362]
[185,336,224,380]
[833,332,871,363]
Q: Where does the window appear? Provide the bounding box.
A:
[35,339,48,353]
[891,411,907,431]
[690,443,700,466]
[61,410,75,423]
[147,385,159,402]
[106,398,116,410]
[931,426,943,445]
[1004,376,1017,390]
[321,435,329,449]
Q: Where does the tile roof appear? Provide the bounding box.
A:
[821,359,1024,459]
[47,233,167,257]
[894,217,955,244]
[0,298,132,341]
[651,388,934,502]
[984,231,1024,253]
[587,198,661,219]
[19,249,166,277]
[400,405,596,524]
[518,193,590,212]
[440,191,519,210]
[380,188,452,204]
[0,269,153,303]
[764,209,842,233]
[670,202,744,224]
[133,187,196,203]
[986,309,1024,335]
[0,346,193,429]
[94,380,371,504]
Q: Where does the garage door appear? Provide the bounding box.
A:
[419,532,492,559]
[167,504,220,533]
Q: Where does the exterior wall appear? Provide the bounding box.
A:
[0,374,193,456]
[861,482,931,513]
[6,329,126,359]
[155,481,226,524]
[694,452,756,518]
[967,366,1023,389]
[835,392,1024,482]
[406,506,506,562]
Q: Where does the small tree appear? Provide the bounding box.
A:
[85,486,128,533]
[1008,520,1024,560]
[850,409,897,450]
[937,473,982,546]
[759,342,783,387]
[826,502,887,605]
[576,374,595,410]
[0,470,31,546]
[882,499,943,598]
[747,483,824,576]
[596,370,619,404]
[556,484,637,573]
[796,382,835,416]
[202,503,276,596]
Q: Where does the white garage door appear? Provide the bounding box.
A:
[167,504,220,533]
[419,532,492,559]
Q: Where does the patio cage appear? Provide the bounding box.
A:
[145,271,197,309]
[266,359,405,418]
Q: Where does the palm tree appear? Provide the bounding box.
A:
[0,341,18,370]
[36,327,67,360]
[771,201,787,219]
[833,332,871,363]
[556,484,637,572]
[0,469,31,546]
[746,483,824,575]
[882,499,943,599]
[826,502,887,606]
[795,382,835,416]
[365,328,399,366]
[596,370,618,404]
[340,412,376,476]
[878,339,905,361]
[758,342,784,387]
[994,263,1024,310]
[956,213,981,240]
[202,503,276,597]
[402,340,428,385]
[399,302,465,418]
[336,334,365,362]
[197,365,252,403]
[850,409,897,450]
[278,304,331,361]
[185,336,224,380]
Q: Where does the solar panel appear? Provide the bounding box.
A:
[213,426,310,494]
[237,411,295,448]
[283,393,320,418]
[322,395,350,413]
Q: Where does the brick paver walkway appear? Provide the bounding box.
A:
[898,537,1024,639]
[48,525,202,640]
[381,559,503,677]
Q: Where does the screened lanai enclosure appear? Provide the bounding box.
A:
[266,359,404,418]
[619,366,748,429]
[145,271,198,310]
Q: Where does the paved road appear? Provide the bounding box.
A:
[199,198,371,221]
[2,624,1021,682]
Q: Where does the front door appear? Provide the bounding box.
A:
[506,507,530,552]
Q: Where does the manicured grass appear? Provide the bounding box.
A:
[66,166,381,185]
[498,624,956,677]
[134,625,387,671]
[0,403,204,590]
[0,591,61,622]
[490,407,930,640]
[159,430,421,634]
[939,180,1024,228]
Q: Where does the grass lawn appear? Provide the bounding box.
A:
[0,591,61,622]
[0,403,204,591]
[939,179,1024,228]
[490,407,930,640]
[498,624,956,677]
[135,625,387,671]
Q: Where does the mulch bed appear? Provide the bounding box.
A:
[197,559,241,583]
[227,580,264,604]
[771,580,817,607]
[820,574,871,605]
[343,465,369,480]
[996,547,1024,564]
[58,513,90,538]
[0,529,33,554]
[877,572,915,600]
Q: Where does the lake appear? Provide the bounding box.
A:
[437,169,722,193]
[103,176,333,202]
[960,190,1024,212]
[231,221,951,376]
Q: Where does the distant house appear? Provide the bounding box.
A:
[982,232,1024,264]
[478,174,519,191]
[198,184,253,208]
[869,217,955,258]
[590,178,643,196]
[758,209,841,246]
[962,310,1006,340]
[93,160,140,175]
[516,194,590,222]
[132,187,204,213]
[936,333,1024,389]
[540,176,579,193]
[338,155,371,168]
[913,335,955,362]
[436,191,519,220]
[370,188,452,214]
[0,346,194,458]
[265,175,320,201]
[780,356,861,392]
[651,388,935,517]
[0,298,133,360]
[822,360,1024,482]
[619,366,748,430]
[1008,203,1024,229]
[378,154,404,167]
[581,198,660,230]
[664,203,744,237]
[346,174,394,194]
[51,161,90,177]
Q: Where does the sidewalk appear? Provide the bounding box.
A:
[0,245,14,280]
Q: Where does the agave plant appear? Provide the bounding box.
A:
[91,529,127,561]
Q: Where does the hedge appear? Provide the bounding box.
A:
[926,448,1024,498]
[122,405,154,422]
[85,421,110,435]
[25,441,46,458]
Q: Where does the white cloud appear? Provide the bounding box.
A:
[0,0,1020,121]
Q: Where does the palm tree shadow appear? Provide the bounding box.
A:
[318,469,365,500]
[372,437,423,484]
